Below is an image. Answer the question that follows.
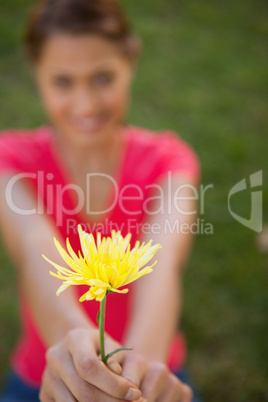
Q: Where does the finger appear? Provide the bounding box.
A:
[107,360,123,375]
[66,330,142,401]
[156,375,183,402]
[45,348,81,401]
[104,336,129,365]
[180,384,194,402]
[47,341,132,402]
[157,378,193,402]
[39,390,54,402]
[104,338,146,388]
[39,386,54,402]
[139,362,170,400]
[120,353,148,388]
[49,379,77,402]
[40,368,77,402]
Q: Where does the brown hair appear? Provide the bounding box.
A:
[24,0,141,63]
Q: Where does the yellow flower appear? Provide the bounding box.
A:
[43,225,161,302]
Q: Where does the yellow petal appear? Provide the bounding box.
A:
[96,232,102,249]
[88,279,110,288]
[94,287,107,295]
[79,290,94,302]
[122,262,156,286]
[56,282,71,296]
[43,255,77,277]
[53,238,85,274]
[87,234,98,258]
[95,293,106,302]
[78,225,90,259]
[136,244,161,269]
[45,227,161,300]
[66,238,80,263]
[110,288,129,294]
[122,233,132,251]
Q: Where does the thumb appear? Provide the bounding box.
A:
[107,360,122,375]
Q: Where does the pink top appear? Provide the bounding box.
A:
[0,125,200,387]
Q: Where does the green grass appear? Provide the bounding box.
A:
[0,0,268,400]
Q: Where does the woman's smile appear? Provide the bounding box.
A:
[69,115,110,136]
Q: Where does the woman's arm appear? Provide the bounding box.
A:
[0,175,92,345]
[121,174,198,369]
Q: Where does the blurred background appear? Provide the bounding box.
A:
[0,0,267,400]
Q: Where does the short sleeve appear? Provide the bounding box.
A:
[0,130,46,176]
[0,132,23,175]
[156,131,200,182]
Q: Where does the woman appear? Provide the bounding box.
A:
[0,0,200,400]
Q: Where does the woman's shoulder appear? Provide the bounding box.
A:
[0,126,52,173]
[0,126,52,146]
[125,125,197,153]
[124,125,200,182]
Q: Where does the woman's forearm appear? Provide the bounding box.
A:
[122,176,197,364]
[123,268,181,363]
[20,250,95,346]
[0,177,95,347]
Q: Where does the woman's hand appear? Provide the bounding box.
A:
[118,352,193,402]
[39,328,143,402]
[40,328,193,402]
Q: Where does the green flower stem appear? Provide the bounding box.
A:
[98,292,133,364]
[99,295,107,364]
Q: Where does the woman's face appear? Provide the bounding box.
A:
[34,34,135,147]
